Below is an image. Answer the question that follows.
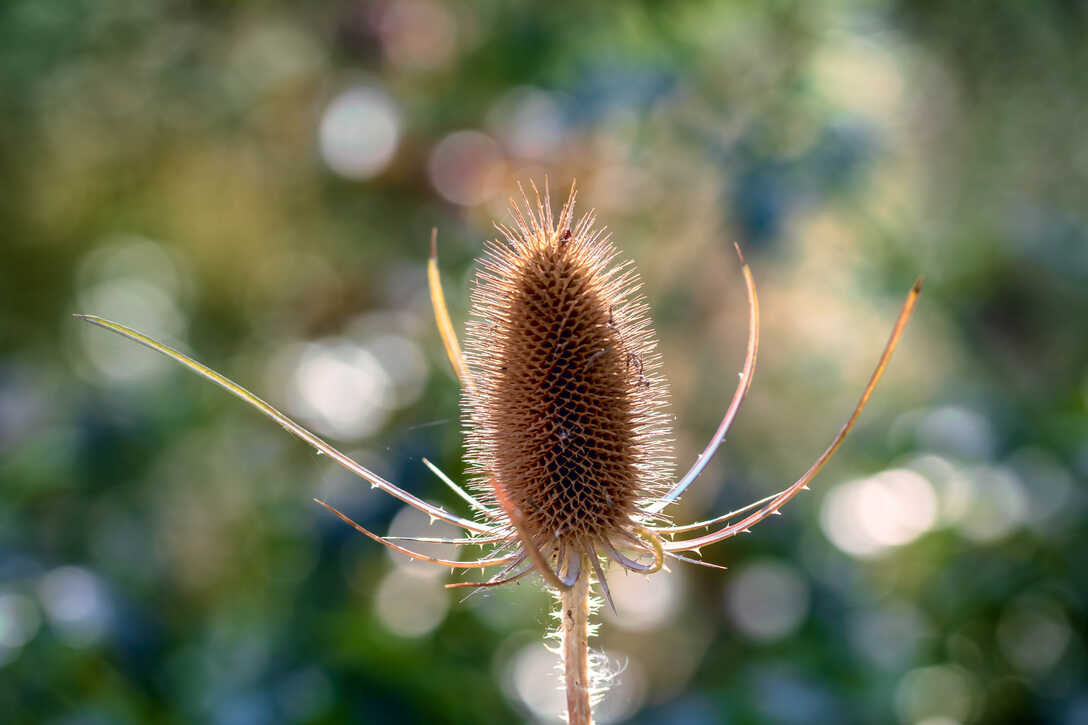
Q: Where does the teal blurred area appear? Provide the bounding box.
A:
[1,1,1086,723]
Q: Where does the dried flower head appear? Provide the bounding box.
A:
[462,185,673,585]
[77,180,920,725]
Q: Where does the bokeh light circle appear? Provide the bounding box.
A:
[725,560,810,642]
[319,86,400,180]
[820,468,938,558]
[427,130,505,206]
[374,569,450,638]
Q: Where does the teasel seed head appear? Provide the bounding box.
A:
[462,184,674,571]
[77,173,921,725]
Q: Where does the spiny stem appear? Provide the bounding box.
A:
[561,570,592,725]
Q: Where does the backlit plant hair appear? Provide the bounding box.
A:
[78,181,920,725]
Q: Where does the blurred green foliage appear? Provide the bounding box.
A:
[1,1,1085,723]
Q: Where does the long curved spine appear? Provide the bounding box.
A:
[663,278,922,553]
[428,230,474,393]
[74,314,494,535]
[650,243,759,512]
[314,499,515,568]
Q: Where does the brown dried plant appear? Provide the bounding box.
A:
[77,182,920,725]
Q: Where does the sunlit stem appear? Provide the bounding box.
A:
[561,569,592,725]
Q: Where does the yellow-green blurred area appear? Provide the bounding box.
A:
[2,0,1086,722]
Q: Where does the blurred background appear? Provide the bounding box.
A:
[2,1,1086,723]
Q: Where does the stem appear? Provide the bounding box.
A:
[561,570,592,725]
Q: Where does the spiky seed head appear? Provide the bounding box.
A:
[463,185,673,559]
